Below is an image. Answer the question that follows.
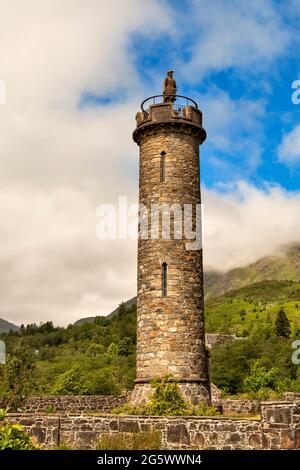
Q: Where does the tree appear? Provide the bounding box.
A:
[243,361,277,398]
[4,342,36,410]
[275,308,291,338]
[118,302,128,317]
[87,343,105,358]
[107,342,118,357]
[51,366,89,395]
[118,337,135,356]
[87,369,121,395]
[239,309,247,317]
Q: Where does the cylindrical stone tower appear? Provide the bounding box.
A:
[131,85,211,406]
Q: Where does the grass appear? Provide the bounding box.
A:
[205,280,300,334]
[96,430,162,450]
[221,413,261,420]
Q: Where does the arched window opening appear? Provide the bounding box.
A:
[160,151,166,182]
[162,262,168,297]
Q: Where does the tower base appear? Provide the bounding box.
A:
[131,380,211,407]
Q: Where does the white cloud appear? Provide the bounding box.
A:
[0,0,171,109]
[180,0,290,79]
[0,0,170,326]
[2,179,300,327]
[278,125,300,165]
[203,182,300,270]
[0,186,137,326]
[200,89,266,175]
[0,1,298,327]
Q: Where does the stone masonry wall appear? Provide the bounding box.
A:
[6,401,300,450]
[218,399,261,415]
[284,392,300,401]
[0,394,128,413]
[0,393,260,416]
[261,401,300,449]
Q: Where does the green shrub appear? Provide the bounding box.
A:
[191,402,221,416]
[51,366,89,395]
[0,409,38,450]
[114,375,220,417]
[46,405,56,413]
[243,361,277,398]
[87,343,105,358]
[146,375,190,416]
[86,370,121,395]
[2,342,36,410]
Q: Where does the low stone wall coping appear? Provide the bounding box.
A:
[7,412,260,421]
[260,400,299,405]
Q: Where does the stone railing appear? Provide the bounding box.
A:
[6,401,300,450]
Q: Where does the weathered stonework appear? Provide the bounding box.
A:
[261,401,300,450]
[7,401,300,450]
[0,392,260,416]
[212,397,261,416]
[132,100,210,405]
[0,394,129,413]
[284,392,300,401]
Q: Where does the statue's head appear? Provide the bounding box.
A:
[167,70,174,78]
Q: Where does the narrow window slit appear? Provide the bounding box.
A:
[160,151,166,182]
[162,262,168,297]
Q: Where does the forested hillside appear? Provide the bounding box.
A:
[1,279,300,398]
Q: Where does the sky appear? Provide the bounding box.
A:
[0,0,300,326]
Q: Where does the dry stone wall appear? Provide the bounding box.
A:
[284,392,300,401]
[218,399,261,415]
[7,401,300,450]
[0,394,128,413]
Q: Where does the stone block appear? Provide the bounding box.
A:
[167,424,190,445]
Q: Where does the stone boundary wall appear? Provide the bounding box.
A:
[7,401,300,450]
[284,392,300,401]
[218,398,261,415]
[0,393,260,416]
[261,401,300,449]
[0,394,129,413]
[0,393,294,418]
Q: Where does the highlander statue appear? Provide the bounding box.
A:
[163,70,177,103]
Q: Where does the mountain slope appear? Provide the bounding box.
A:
[76,243,300,326]
[204,243,300,298]
[74,297,136,326]
[205,279,300,335]
[0,318,19,334]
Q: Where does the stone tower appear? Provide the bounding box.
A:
[131,76,211,406]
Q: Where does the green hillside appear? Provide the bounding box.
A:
[205,279,300,335]
[204,243,300,298]
[0,318,19,334]
[1,283,300,399]
[1,244,300,399]
[72,243,300,327]
[74,297,136,326]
